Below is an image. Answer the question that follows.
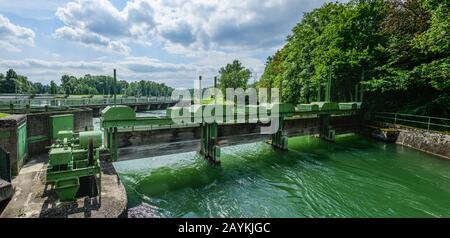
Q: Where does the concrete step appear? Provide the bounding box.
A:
[0,179,13,202]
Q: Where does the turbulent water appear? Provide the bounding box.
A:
[97,111,450,218]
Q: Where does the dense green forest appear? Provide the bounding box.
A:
[0,69,173,97]
[257,0,449,117]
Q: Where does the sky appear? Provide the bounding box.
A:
[0,0,342,88]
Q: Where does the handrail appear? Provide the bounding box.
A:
[370,112,450,132]
[0,96,178,108]
[374,111,450,122]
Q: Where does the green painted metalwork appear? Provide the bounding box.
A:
[297,104,320,112]
[46,129,102,201]
[49,114,74,140]
[54,177,80,201]
[271,116,288,150]
[27,135,48,143]
[310,102,340,111]
[49,147,73,166]
[338,103,358,110]
[79,131,102,149]
[101,105,136,122]
[56,130,74,140]
[200,122,221,163]
[17,123,27,163]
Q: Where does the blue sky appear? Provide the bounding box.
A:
[0,0,341,88]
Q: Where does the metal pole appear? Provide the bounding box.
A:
[214,76,217,104]
[280,78,283,103]
[318,83,321,102]
[427,117,431,131]
[198,75,202,105]
[326,65,332,102]
[113,69,117,106]
[360,85,364,102]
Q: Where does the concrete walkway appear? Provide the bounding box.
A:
[0,155,127,218]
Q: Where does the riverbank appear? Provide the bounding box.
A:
[394,126,450,160]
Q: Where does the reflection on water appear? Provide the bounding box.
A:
[114,134,450,218]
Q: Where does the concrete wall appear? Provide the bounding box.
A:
[396,127,450,159]
[0,115,27,175]
[27,108,93,157]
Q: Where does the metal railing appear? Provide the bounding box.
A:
[0,96,176,108]
[370,112,450,133]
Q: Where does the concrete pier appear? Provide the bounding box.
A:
[0,155,127,218]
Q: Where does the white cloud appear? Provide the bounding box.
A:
[54,0,331,55]
[54,26,130,54]
[0,0,342,88]
[0,14,35,52]
[54,0,156,54]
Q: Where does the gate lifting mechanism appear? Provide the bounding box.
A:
[46,114,103,201]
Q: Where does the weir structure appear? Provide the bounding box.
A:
[0,68,364,209]
[101,72,364,163]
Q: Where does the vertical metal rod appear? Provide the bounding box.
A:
[360,85,364,102]
[279,79,283,103]
[318,83,321,102]
[107,129,113,162]
[198,75,202,105]
[326,65,332,102]
[427,117,431,131]
[214,76,218,104]
[113,69,117,106]
[113,127,118,161]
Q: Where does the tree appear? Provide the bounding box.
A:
[256,0,450,117]
[218,60,252,95]
[3,69,17,93]
[0,69,35,93]
[49,81,58,95]
[5,69,17,80]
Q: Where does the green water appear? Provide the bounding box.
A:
[114,134,450,218]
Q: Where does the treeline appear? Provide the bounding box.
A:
[0,69,36,94]
[257,0,450,117]
[0,69,173,96]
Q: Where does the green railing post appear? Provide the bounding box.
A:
[427,117,431,131]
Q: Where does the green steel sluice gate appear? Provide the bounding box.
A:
[46,114,103,201]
